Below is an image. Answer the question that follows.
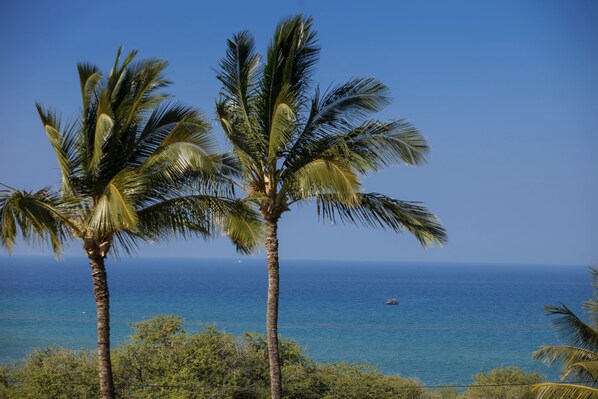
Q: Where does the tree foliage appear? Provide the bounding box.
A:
[531,268,598,399]
[462,367,542,399]
[0,316,426,399]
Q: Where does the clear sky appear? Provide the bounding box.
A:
[0,0,596,265]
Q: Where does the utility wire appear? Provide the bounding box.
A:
[2,379,594,391]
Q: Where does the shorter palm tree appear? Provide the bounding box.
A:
[0,48,259,399]
[532,268,598,399]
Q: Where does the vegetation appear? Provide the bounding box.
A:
[0,315,551,399]
[462,367,542,399]
[531,268,598,399]
[1,316,547,399]
[215,15,447,398]
[0,50,259,399]
[0,316,425,399]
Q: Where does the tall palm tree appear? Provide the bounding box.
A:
[215,15,447,399]
[0,48,259,399]
[532,268,598,399]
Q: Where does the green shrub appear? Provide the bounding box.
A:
[463,366,543,399]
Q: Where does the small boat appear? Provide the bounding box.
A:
[385,298,399,305]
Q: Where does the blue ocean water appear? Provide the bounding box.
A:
[0,256,590,385]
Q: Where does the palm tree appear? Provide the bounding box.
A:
[215,15,447,399]
[532,268,598,399]
[0,48,259,399]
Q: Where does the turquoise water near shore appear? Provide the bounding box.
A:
[0,256,590,385]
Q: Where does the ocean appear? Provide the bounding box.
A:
[0,256,590,385]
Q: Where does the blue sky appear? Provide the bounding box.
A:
[0,0,596,265]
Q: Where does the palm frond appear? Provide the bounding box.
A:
[584,268,598,326]
[220,201,264,254]
[282,119,429,179]
[289,158,362,205]
[91,98,114,170]
[136,195,260,248]
[303,77,391,138]
[87,169,145,236]
[533,346,598,371]
[259,15,319,140]
[317,192,447,247]
[139,110,218,180]
[216,98,265,170]
[545,304,598,352]
[268,84,296,164]
[133,103,208,164]
[35,104,78,195]
[343,120,429,170]
[532,383,598,399]
[77,62,102,113]
[563,361,598,383]
[0,187,72,256]
[216,30,260,134]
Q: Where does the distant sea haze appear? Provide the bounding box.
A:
[0,257,590,385]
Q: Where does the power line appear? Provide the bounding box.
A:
[2,378,593,391]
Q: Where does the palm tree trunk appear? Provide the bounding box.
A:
[265,217,283,399]
[89,254,115,399]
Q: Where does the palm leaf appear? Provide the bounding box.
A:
[317,192,447,247]
[282,119,429,179]
[133,103,208,164]
[259,15,319,140]
[289,158,362,205]
[0,188,71,255]
[87,169,144,236]
[35,104,77,195]
[216,30,260,134]
[220,201,264,254]
[90,92,114,171]
[562,361,598,383]
[304,77,391,137]
[216,99,265,171]
[584,269,598,326]
[533,346,598,370]
[77,63,102,113]
[532,383,598,399]
[268,84,296,163]
[545,304,598,352]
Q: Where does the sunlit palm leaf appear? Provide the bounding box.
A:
[268,85,296,163]
[91,92,114,170]
[77,63,102,113]
[134,103,207,163]
[532,383,598,399]
[534,346,598,375]
[290,158,362,205]
[87,169,144,236]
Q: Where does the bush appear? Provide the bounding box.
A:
[463,366,543,399]
[0,315,427,398]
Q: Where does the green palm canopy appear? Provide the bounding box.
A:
[532,268,598,399]
[0,48,260,399]
[215,15,447,399]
